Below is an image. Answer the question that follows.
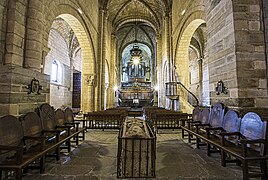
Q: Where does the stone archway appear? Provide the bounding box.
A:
[56,14,95,113]
[175,19,205,88]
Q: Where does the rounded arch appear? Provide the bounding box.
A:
[174,18,206,87]
[43,2,97,112]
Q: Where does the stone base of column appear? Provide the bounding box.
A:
[0,65,50,116]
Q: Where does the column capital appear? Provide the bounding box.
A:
[84,74,95,86]
[197,58,203,64]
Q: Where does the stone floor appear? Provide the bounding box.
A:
[17,128,250,180]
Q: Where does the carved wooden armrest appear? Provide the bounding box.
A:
[240,138,266,157]
[56,125,73,129]
[66,122,80,125]
[195,123,210,127]
[0,145,23,151]
[240,138,266,145]
[43,129,61,134]
[0,145,24,164]
[219,131,240,146]
[205,127,223,138]
[23,136,47,149]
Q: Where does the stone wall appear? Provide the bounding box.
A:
[0,65,49,116]
[0,0,7,64]
[231,0,268,117]
[263,0,268,87]
[45,28,81,109]
[189,48,200,98]
[205,0,236,105]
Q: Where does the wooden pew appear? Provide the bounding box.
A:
[39,103,83,159]
[64,107,87,143]
[182,107,210,145]
[85,110,127,130]
[182,109,267,180]
[181,106,201,139]
[220,112,267,179]
[0,113,62,180]
[144,107,190,132]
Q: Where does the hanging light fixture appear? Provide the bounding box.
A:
[130,45,142,65]
[129,0,142,65]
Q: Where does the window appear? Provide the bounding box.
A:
[51,60,62,84]
[51,60,58,82]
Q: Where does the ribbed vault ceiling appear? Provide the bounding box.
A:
[106,0,169,32]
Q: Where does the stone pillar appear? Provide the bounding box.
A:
[108,34,117,108]
[24,0,44,71]
[198,58,203,102]
[262,0,268,87]
[4,0,27,66]
[164,13,171,82]
[156,34,163,107]
[83,74,95,113]
[97,9,107,111]
[232,1,268,116]
[69,55,74,92]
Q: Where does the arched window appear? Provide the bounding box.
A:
[51,60,58,82]
[51,60,62,84]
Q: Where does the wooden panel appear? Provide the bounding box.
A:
[55,109,65,126]
[240,112,266,140]
[222,110,241,133]
[39,103,56,131]
[21,112,43,148]
[65,107,74,123]
[0,115,22,147]
[209,102,224,127]
[199,108,210,124]
[192,107,201,121]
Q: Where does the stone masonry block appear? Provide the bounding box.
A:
[249,5,260,12]
[248,21,260,31]
[237,69,266,78]
[254,61,266,69]
[259,79,267,89]
[237,78,258,88]
[0,104,18,116]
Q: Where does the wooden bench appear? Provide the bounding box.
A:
[0,114,60,180]
[144,107,190,132]
[183,103,224,149]
[85,110,127,130]
[64,107,87,142]
[220,112,267,179]
[39,103,72,158]
[182,109,267,179]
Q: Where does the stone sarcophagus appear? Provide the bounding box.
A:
[117,118,156,178]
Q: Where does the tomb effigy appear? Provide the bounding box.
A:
[117,118,156,178]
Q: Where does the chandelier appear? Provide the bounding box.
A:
[130,45,142,65]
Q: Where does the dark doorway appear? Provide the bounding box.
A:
[72,71,81,111]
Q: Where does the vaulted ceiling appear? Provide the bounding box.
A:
[104,0,170,32]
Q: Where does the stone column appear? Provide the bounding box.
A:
[198,58,203,102]
[97,9,107,111]
[108,34,117,108]
[24,0,44,71]
[156,34,163,107]
[4,0,27,66]
[69,55,74,92]
[164,12,171,82]
[83,74,95,113]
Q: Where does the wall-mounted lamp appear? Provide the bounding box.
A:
[26,78,43,94]
[215,80,228,95]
